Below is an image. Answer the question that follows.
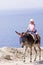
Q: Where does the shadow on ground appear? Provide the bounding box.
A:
[34,60,43,65]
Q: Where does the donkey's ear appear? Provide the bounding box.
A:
[15,31,18,34]
[15,31,20,35]
[15,31,17,33]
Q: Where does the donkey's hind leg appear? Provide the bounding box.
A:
[38,43,41,60]
[34,47,37,61]
[30,46,32,62]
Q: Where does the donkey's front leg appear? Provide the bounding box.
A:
[23,46,27,62]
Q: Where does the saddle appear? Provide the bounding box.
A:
[25,31,37,41]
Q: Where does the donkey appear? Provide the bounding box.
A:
[15,31,41,62]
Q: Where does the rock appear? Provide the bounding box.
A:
[4,55,11,60]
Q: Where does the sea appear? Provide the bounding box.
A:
[0,9,43,48]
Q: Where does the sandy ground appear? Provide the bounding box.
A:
[0,47,43,65]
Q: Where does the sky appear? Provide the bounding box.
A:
[0,0,43,48]
[0,0,43,10]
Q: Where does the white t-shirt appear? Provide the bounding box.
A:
[27,24,35,32]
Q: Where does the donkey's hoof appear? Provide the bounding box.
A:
[23,60,25,62]
[34,59,36,61]
[34,58,36,61]
[39,58,41,61]
[30,60,32,62]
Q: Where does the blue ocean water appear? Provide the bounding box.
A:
[0,9,43,48]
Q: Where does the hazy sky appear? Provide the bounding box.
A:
[0,0,43,10]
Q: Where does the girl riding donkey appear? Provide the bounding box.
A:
[15,19,41,62]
